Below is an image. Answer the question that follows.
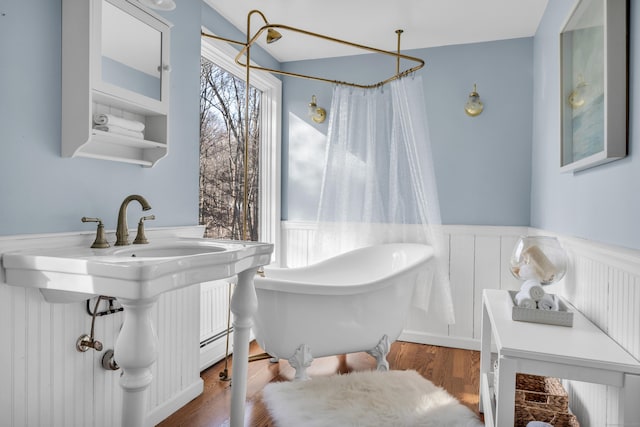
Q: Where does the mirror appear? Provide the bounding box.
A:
[101,0,162,101]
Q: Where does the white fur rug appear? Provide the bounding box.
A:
[262,370,484,427]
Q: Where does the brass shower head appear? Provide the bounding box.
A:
[266,28,282,44]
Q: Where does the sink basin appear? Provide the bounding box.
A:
[112,245,226,258]
[1,238,273,302]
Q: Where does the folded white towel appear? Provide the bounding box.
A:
[537,293,559,311]
[520,279,545,301]
[93,113,145,132]
[94,125,144,139]
[514,290,536,309]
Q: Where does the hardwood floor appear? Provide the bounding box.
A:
[158,340,482,426]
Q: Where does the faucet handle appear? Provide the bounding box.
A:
[81,217,110,249]
[133,215,155,245]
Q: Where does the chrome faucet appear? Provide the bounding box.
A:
[115,194,152,246]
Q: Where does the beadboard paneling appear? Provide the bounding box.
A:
[448,234,476,339]
[556,234,640,427]
[0,228,204,427]
[405,231,450,339]
[200,280,232,343]
[199,279,235,370]
[0,283,201,427]
[473,236,502,339]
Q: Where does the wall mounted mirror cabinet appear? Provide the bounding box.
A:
[62,0,172,167]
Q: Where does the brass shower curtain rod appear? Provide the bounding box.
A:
[201,10,426,380]
[201,10,425,89]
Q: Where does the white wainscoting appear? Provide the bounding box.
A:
[552,235,640,427]
[281,221,640,427]
[199,279,235,371]
[3,224,638,427]
[0,228,203,427]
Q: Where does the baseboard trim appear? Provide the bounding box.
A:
[399,330,480,351]
[146,378,204,426]
[200,333,234,371]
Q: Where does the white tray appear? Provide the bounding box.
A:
[509,290,574,327]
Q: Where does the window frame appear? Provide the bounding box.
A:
[201,32,282,265]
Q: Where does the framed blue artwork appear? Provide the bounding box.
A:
[560,0,628,173]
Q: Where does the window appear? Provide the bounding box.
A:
[199,39,281,256]
[198,36,282,370]
[200,59,261,240]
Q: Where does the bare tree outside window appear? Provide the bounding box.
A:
[199,58,261,241]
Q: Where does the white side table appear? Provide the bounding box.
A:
[479,289,640,427]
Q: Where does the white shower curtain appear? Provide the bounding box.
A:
[313,75,455,324]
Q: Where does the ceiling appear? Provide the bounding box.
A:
[203,0,549,63]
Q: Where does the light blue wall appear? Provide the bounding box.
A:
[531,1,640,250]
[0,1,282,237]
[11,0,630,250]
[282,38,534,225]
[0,0,202,236]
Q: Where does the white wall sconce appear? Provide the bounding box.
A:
[464,84,484,117]
[138,0,176,11]
[308,95,327,123]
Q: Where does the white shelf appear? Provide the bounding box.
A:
[71,130,167,167]
[75,152,154,167]
[91,129,166,149]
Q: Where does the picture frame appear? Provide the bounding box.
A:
[559,0,628,173]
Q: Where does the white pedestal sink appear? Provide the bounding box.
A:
[2,237,273,427]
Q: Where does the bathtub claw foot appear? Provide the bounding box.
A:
[288,344,313,381]
[367,334,391,371]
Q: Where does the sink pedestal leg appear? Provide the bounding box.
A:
[230,268,258,427]
[114,297,159,427]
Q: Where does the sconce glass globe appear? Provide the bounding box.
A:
[464,84,484,117]
[308,95,326,123]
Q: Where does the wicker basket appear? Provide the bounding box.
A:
[515,373,569,412]
[515,404,580,427]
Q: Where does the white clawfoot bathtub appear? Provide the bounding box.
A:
[253,243,435,380]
